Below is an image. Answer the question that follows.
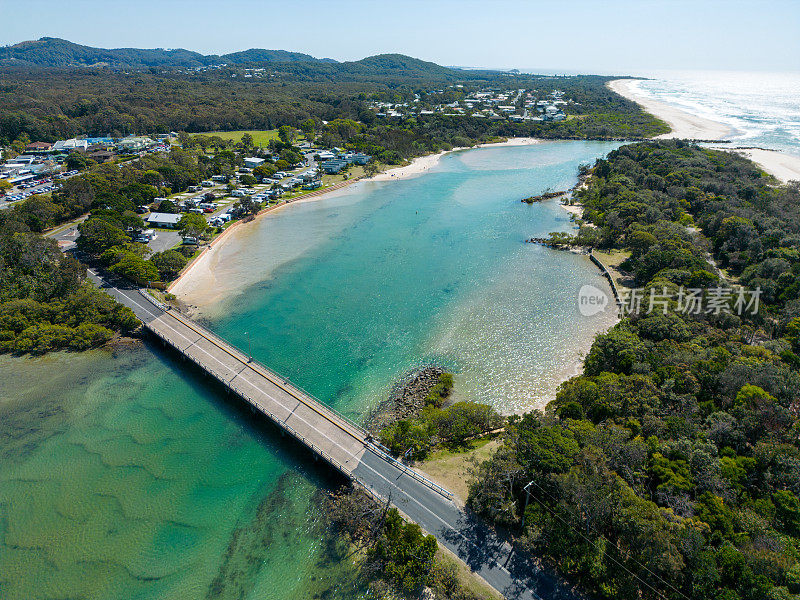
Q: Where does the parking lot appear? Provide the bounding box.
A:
[1,170,80,209]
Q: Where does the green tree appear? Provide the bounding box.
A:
[240,132,254,149]
[299,118,316,140]
[209,135,225,152]
[141,169,163,186]
[110,253,159,283]
[371,509,437,595]
[279,148,302,165]
[177,131,193,148]
[121,182,158,206]
[236,195,256,216]
[364,159,380,178]
[178,213,207,238]
[277,125,296,145]
[239,173,257,186]
[517,423,579,475]
[11,132,31,153]
[77,219,129,254]
[157,199,177,213]
[253,163,278,181]
[66,151,91,171]
[193,135,211,152]
[151,250,188,280]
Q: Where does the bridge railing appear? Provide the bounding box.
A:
[367,445,454,501]
[140,290,455,502]
[140,289,366,435]
[145,323,356,474]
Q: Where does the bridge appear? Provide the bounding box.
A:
[96,275,584,600]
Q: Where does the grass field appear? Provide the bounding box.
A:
[418,434,501,505]
[195,129,280,147]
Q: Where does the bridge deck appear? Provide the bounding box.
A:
[105,287,582,600]
[146,305,370,476]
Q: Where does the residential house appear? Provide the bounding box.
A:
[146,212,182,228]
[25,142,53,153]
[117,136,156,153]
[85,145,114,163]
[320,159,348,174]
[244,157,265,169]
[52,139,89,153]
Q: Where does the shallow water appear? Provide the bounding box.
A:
[202,141,621,415]
[0,141,619,599]
[0,347,362,600]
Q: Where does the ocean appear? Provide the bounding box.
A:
[629,70,800,156]
[0,141,619,599]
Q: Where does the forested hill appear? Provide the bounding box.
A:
[0,37,336,68]
[346,54,460,79]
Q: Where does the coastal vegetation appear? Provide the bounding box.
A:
[0,60,667,156]
[324,487,498,600]
[0,215,138,353]
[371,369,503,460]
[521,189,568,203]
[380,400,503,460]
[468,141,800,600]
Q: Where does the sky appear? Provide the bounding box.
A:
[5,0,800,73]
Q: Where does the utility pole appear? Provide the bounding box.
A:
[521,481,534,528]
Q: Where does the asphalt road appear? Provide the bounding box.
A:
[354,450,581,600]
[46,215,88,249]
[88,271,584,600]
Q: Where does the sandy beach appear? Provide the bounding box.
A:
[169,137,541,304]
[608,79,733,141]
[609,79,800,183]
[561,203,584,219]
[370,137,539,181]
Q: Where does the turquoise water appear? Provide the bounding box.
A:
[0,141,619,599]
[203,141,621,414]
[0,348,361,600]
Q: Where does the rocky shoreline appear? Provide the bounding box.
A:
[520,190,568,203]
[364,366,446,433]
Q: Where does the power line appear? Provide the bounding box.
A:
[522,478,691,600]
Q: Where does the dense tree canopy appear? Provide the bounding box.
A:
[469,142,800,600]
[0,67,665,151]
[0,215,138,353]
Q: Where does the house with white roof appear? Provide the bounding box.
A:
[244,157,266,169]
[52,139,89,153]
[146,212,183,228]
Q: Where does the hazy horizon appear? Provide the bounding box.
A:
[5,0,800,73]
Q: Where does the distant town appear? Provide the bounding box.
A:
[368,86,569,122]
